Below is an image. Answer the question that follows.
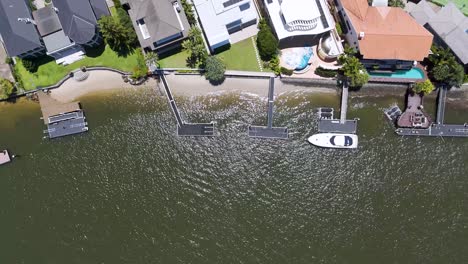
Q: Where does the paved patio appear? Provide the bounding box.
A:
[397,93,432,128]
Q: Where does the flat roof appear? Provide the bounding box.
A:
[193,0,257,48]
[264,0,334,40]
[42,30,73,53]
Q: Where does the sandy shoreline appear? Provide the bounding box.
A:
[49,71,337,102]
[49,70,467,103]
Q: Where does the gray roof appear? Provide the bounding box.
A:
[426,2,468,64]
[408,0,436,26]
[126,0,189,49]
[42,30,73,52]
[52,0,109,44]
[0,0,43,56]
[33,5,62,37]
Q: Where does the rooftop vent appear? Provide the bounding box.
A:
[17,17,36,25]
[359,31,365,39]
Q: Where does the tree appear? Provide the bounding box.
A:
[21,59,38,73]
[340,56,369,88]
[181,0,196,25]
[413,80,434,95]
[204,56,225,84]
[0,78,14,99]
[256,22,278,61]
[98,16,131,51]
[182,27,208,68]
[388,0,405,8]
[428,46,465,87]
[145,52,159,68]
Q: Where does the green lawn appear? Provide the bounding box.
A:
[16,45,140,90]
[216,38,260,72]
[430,0,468,15]
[158,38,261,72]
[158,49,190,68]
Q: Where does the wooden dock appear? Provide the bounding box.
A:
[248,77,289,139]
[0,150,11,165]
[317,82,358,134]
[157,71,215,137]
[392,86,468,137]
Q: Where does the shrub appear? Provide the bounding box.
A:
[131,49,148,79]
[204,56,225,84]
[0,78,14,99]
[413,79,434,95]
[5,57,12,65]
[256,23,278,61]
[280,67,293,76]
[314,67,338,78]
[335,23,342,35]
[181,0,196,25]
[268,56,280,75]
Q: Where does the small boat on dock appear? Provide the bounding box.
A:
[307,133,358,149]
[0,149,12,165]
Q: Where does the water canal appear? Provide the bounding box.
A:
[1,87,467,263]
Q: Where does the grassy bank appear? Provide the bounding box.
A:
[158,38,260,71]
[16,45,140,90]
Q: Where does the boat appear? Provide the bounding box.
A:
[307,133,358,149]
[0,149,12,165]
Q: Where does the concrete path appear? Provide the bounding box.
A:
[34,0,46,9]
[0,43,14,82]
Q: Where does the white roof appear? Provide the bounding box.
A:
[263,0,334,40]
[194,0,257,49]
[280,0,320,24]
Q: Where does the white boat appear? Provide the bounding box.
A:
[307,133,358,149]
[1,149,11,165]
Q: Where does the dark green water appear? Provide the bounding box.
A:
[1,87,468,263]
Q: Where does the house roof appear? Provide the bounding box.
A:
[52,0,109,44]
[126,0,189,48]
[341,0,433,61]
[408,0,436,25]
[0,0,43,57]
[33,5,62,37]
[426,2,468,64]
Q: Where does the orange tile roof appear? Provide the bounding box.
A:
[341,0,433,61]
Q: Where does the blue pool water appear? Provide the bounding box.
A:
[295,47,314,71]
[368,68,425,79]
[282,47,314,71]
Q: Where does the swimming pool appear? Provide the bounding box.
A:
[368,68,425,79]
[281,47,314,71]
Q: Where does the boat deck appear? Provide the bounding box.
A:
[0,150,11,165]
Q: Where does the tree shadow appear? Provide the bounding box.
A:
[159,46,183,60]
[84,44,106,58]
[212,44,231,55]
[23,56,54,73]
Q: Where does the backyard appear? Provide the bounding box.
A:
[16,45,140,90]
[158,38,261,72]
[429,0,468,15]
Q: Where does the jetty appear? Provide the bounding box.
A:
[394,87,468,137]
[248,77,289,139]
[318,81,358,134]
[157,71,215,136]
[37,91,88,139]
[0,150,11,165]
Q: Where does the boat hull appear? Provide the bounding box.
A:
[307,133,358,149]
